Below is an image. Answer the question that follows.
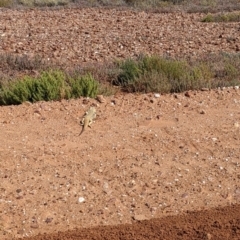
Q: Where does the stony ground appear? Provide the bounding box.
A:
[0,6,240,240]
[0,8,239,67]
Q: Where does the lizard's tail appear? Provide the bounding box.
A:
[78,127,84,136]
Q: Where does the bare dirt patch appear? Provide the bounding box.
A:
[0,7,240,240]
[23,204,240,240]
[1,89,240,239]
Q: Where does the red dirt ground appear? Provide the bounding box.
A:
[0,6,240,240]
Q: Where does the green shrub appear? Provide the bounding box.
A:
[17,0,69,7]
[0,70,69,105]
[115,55,214,93]
[31,70,69,101]
[116,59,142,87]
[0,0,13,7]
[124,0,182,8]
[0,78,32,105]
[69,74,98,98]
[0,71,101,105]
[202,12,240,22]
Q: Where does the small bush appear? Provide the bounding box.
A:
[0,70,99,105]
[69,74,98,98]
[115,55,214,93]
[116,59,142,87]
[0,70,68,105]
[17,0,69,7]
[8,54,44,71]
[0,0,13,7]
[202,12,240,22]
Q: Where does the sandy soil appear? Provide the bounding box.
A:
[0,7,240,240]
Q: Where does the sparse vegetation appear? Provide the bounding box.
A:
[0,0,13,7]
[202,12,240,22]
[1,53,240,105]
[0,0,239,12]
[0,54,46,71]
[17,0,69,7]
[0,70,99,105]
[68,73,99,99]
[114,55,214,93]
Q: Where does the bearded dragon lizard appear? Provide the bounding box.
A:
[79,107,96,136]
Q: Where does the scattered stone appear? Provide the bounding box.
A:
[234,122,239,128]
[154,93,161,98]
[185,91,191,98]
[45,217,53,224]
[181,192,188,198]
[96,95,105,103]
[234,86,239,90]
[199,109,206,114]
[23,101,32,106]
[34,109,41,116]
[133,214,147,221]
[201,88,209,91]
[234,188,240,197]
[78,197,85,203]
[111,99,117,105]
[82,98,89,105]
[206,233,212,240]
[30,217,39,229]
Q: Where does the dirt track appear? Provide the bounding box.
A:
[0,7,240,240]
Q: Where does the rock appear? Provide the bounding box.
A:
[154,93,161,98]
[111,99,117,105]
[185,91,191,98]
[234,122,239,128]
[23,101,32,106]
[82,98,89,104]
[96,95,105,103]
[30,217,39,229]
[201,88,209,91]
[206,233,212,240]
[30,222,39,229]
[133,214,147,221]
[78,197,85,203]
[45,217,53,224]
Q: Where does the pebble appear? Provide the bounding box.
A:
[22,101,32,106]
[234,122,239,128]
[133,214,147,221]
[78,197,85,203]
[96,95,105,103]
[185,91,191,97]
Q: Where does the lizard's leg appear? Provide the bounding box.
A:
[88,120,93,128]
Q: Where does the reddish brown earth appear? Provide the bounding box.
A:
[0,7,239,67]
[0,7,240,240]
